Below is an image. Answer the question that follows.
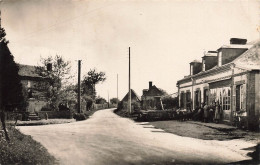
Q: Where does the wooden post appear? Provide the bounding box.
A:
[128,47,131,114]
[77,60,81,113]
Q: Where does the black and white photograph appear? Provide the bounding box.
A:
[0,0,259,164]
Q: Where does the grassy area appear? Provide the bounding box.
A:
[0,126,57,165]
[149,120,260,142]
[11,119,76,126]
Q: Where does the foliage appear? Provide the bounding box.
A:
[82,68,106,99]
[132,102,141,111]
[59,84,77,105]
[0,27,26,111]
[36,55,72,110]
[95,96,107,104]
[117,101,128,110]
[158,88,168,96]
[82,95,94,111]
[73,113,87,121]
[0,126,56,165]
[162,96,178,110]
[110,98,119,104]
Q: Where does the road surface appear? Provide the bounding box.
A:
[18,109,255,165]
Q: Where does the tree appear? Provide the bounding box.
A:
[162,96,178,110]
[0,25,26,141]
[110,98,119,104]
[95,96,107,104]
[82,68,106,98]
[36,55,71,110]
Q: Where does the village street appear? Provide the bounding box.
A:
[18,109,255,165]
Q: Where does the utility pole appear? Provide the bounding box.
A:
[77,60,81,113]
[117,74,118,103]
[108,91,110,108]
[128,47,131,114]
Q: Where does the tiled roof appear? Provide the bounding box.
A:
[18,64,42,78]
[142,85,163,97]
[121,89,141,102]
[233,40,260,70]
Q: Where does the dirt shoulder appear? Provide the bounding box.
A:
[149,120,260,143]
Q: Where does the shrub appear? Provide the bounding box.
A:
[0,126,56,165]
[73,113,87,121]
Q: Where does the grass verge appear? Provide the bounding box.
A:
[12,119,76,126]
[0,126,57,165]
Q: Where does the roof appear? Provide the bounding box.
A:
[142,85,164,97]
[218,44,252,50]
[177,41,260,85]
[18,64,42,78]
[190,59,201,63]
[203,51,217,57]
[233,40,260,70]
[121,89,141,102]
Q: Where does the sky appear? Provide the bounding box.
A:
[1,0,259,100]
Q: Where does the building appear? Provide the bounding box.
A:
[141,81,164,110]
[121,89,141,103]
[18,64,50,113]
[176,38,260,130]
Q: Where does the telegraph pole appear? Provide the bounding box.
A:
[128,47,131,114]
[117,74,118,102]
[108,91,110,108]
[77,60,81,113]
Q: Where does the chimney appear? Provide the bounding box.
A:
[190,60,202,75]
[47,63,52,71]
[202,51,218,71]
[149,81,152,89]
[230,38,247,45]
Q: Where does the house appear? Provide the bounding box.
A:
[18,64,50,113]
[121,89,141,103]
[176,38,260,130]
[141,81,164,110]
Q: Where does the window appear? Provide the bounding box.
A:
[190,65,193,75]
[204,89,209,105]
[27,81,31,88]
[236,84,246,111]
[218,51,222,66]
[210,87,231,110]
[222,88,231,110]
[202,59,205,71]
[186,91,191,110]
[180,92,185,109]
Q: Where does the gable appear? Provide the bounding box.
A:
[121,89,141,102]
[233,41,260,70]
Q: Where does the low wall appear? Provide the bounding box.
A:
[38,111,73,119]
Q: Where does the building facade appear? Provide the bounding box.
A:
[18,64,50,113]
[141,81,164,110]
[177,38,260,130]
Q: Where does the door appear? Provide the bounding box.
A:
[236,85,240,111]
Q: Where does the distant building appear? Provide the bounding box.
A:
[141,81,164,110]
[176,38,260,130]
[18,64,50,112]
[121,89,141,103]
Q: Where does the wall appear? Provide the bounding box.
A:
[204,56,218,71]
[247,71,260,131]
[27,99,48,112]
[221,48,247,65]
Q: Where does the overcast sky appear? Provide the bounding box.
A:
[1,0,259,100]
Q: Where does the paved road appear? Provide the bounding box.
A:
[18,109,255,165]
